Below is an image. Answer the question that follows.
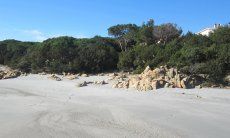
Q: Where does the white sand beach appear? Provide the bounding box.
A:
[0,74,230,138]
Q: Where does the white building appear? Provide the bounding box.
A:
[197,24,221,36]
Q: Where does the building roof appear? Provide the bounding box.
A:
[196,24,222,36]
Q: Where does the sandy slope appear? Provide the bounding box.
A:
[0,75,230,138]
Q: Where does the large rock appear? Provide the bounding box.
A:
[129,76,141,88]
[137,77,152,91]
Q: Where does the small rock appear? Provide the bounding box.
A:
[20,73,28,76]
[107,76,116,81]
[48,74,62,81]
[109,73,118,77]
[94,80,107,85]
[143,66,151,73]
[76,81,88,87]
[81,74,88,77]
[38,72,46,75]
[151,81,160,90]
[164,83,170,88]
[98,73,105,76]
[195,85,202,89]
[100,80,106,85]
[66,75,78,80]
[181,78,188,89]
[145,84,153,91]
[112,83,119,88]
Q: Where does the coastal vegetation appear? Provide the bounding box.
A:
[0,20,229,84]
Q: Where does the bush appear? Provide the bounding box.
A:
[118,50,135,71]
[77,45,118,73]
[17,58,31,73]
[210,27,230,44]
[0,21,229,86]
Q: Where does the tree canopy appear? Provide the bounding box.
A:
[0,20,229,84]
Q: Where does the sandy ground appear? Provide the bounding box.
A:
[0,74,230,138]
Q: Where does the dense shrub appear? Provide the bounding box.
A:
[117,27,229,83]
[0,21,229,84]
[117,50,135,71]
[76,45,118,73]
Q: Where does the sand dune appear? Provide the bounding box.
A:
[0,75,230,138]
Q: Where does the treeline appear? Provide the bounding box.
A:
[0,36,119,73]
[0,20,229,84]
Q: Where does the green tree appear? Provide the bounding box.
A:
[77,45,118,72]
[0,43,7,64]
[154,23,182,45]
[210,27,230,44]
[138,19,156,45]
[118,50,135,71]
[108,24,139,51]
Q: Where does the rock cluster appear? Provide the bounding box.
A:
[47,74,62,81]
[93,80,107,85]
[112,66,204,91]
[0,68,21,80]
[76,80,107,88]
[108,73,127,81]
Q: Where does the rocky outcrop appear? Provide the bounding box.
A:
[112,66,204,91]
[0,66,21,80]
